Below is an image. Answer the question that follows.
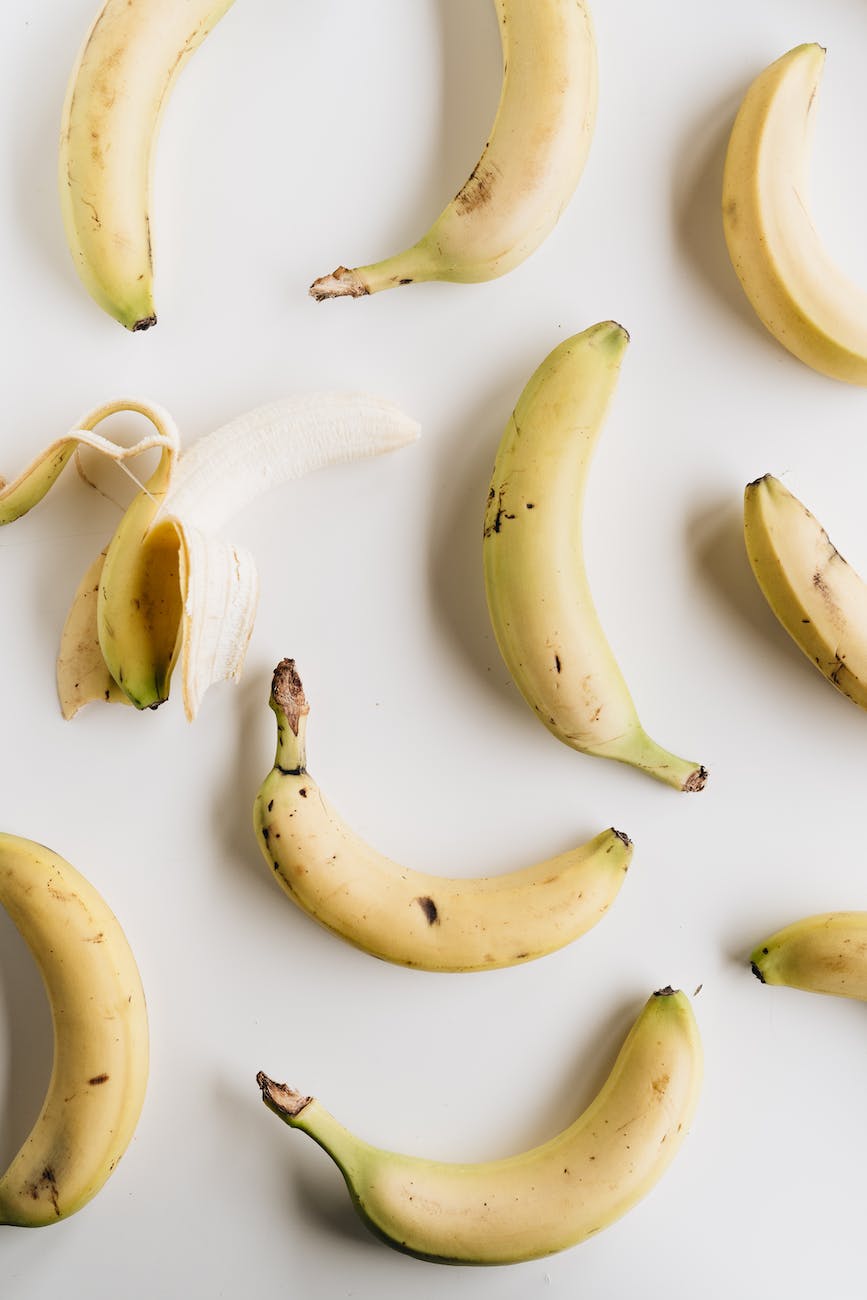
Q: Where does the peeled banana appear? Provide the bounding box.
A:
[722,43,867,384]
[483,322,707,790]
[752,913,867,1000]
[744,474,867,710]
[0,395,419,719]
[310,0,597,301]
[60,0,235,329]
[253,659,633,972]
[0,835,148,1226]
[257,988,702,1264]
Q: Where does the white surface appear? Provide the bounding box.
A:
[2,0,867,1294]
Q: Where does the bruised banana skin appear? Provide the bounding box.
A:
[60,0,236,329]
[722,44,867,384]
[744,475,867,710]
[253,661,633,972]
[257,989,702,1265]
[0,835,148,1227]
[310,0,597,300]
[483,322,707,790]
[752,913,867,1000]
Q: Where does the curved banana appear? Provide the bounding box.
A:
[60,0,235,329]
[256,988,702,1264]
[253,659,633,972]
[722,44,867,384]
[310,0,597,301]
[752,913,867,1000]
[744,474,867,710]
[483,323,707,791]
[0,835,148,1227]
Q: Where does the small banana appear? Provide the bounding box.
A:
[253,660,633,972]
[310,0,597,301]
[752,913,867,1000]
[743,474,867,710]
[722,44,867,384]
[483,322,707,790]
[0,835,148,1226]
[60,0,235,329]
[256,988,702,1265]
[1,395,419,718]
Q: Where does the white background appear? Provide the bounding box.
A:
[2,0,867,1295]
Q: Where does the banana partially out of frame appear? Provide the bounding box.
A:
[744,474,867,711]
[253,660,633,972]
[752,913,867,1001]
[0,396,419,719]
[0,835,148,1226]
[483,322,707,790]
[310,0,597,301]
[722,43,867,384]
[60,0,236,329]
[256,988,702,1265]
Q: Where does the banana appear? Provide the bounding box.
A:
[1,395,419,718]
[743,474,867,710]
[253,660,633,972]
[482,323,707,790]
[0,835,148,1226]
[256,988,702,1264]
[722,44,867,384]
[752,913,867,1000]
[310,0,597,301]
[60,0,235,329]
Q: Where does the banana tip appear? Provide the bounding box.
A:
[683,766,708,793]
[270,659,309,734]
[132,314,157,332]
[257,1071,312,1118]
[750,960,766,984]
[309,267,369,302]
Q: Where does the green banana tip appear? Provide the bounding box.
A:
[256,1071,312,1120]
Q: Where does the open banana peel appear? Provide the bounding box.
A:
[0,395,419,720]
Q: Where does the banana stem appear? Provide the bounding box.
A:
[270,659,309,773]
[257,1072,364,1183]
[594,730,707,792]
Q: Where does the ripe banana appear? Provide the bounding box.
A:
[257,988,702,1264]
[253,660,633,972]
[752,913,867,1000]
[310,0,597,301]
[0,835,148,1226]
[722,44,867,384]
[744,474,867,710]
[483,323,707,790]
[60,0,235,329]
[1,395,419,718]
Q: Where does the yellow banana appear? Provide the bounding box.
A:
[483,322,707,790]
[752,913,867,1000]
[310,0,597,300]
[722,44,867,384]
[253,660,633,972]
[744,474,867,710]
[60,0,236,329]
[257,988,702,1265]
[0,835,148,1226]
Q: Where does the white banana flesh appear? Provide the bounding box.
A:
[0,835,148,1227]
[253,660,634,972]
[752,913,867,1000]
[60,0,236,329]
[310,0,597,300]
[0,396,419,719]
[743,474,867,710]
[257,988,702,1264]
[722,44,867,384]
[483,322,707,790]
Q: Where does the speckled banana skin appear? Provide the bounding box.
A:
[257,989,702,1265]
[0,835,148,1227]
